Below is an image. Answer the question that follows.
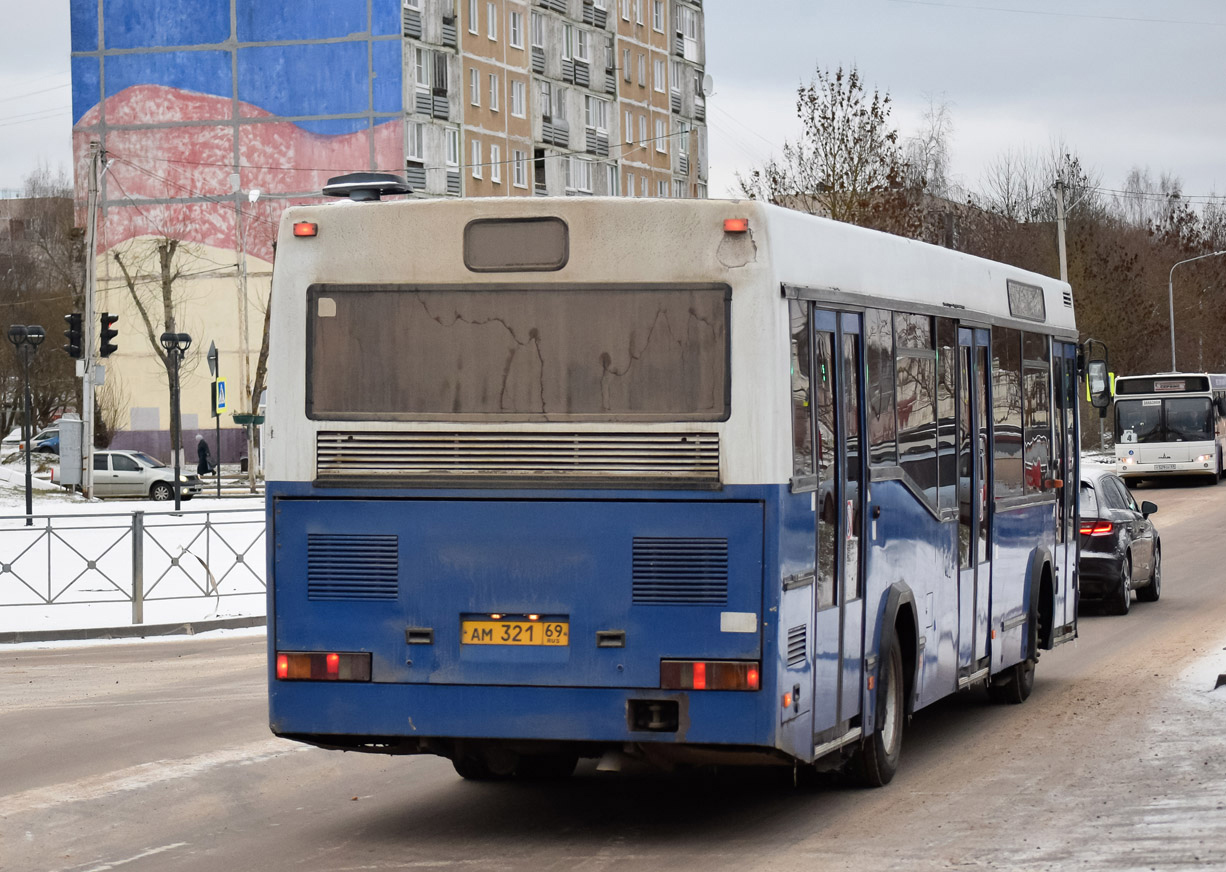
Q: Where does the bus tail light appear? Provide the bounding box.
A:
[660,660,761,691]
[723,218,749,233]
[1079,520,1114,537]
[275,651,372,681]
[293,222,318,237]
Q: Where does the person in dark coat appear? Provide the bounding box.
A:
[195,434,214,475]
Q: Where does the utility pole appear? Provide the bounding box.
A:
[82,141,105,499]
[1053,178,1068,284]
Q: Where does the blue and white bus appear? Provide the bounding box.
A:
[266,190,1088,786]
[1114,372,1226,483]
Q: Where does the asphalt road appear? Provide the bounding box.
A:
[3,477,1225,872]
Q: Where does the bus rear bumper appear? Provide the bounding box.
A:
[269,681,775,756]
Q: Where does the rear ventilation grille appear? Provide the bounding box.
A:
[631,537,728,605]
[307,534,399,601]
[317,431,720,484]
[1063,288,1074,308]
[787,624,807,667]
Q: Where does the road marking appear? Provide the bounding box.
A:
[0,739,306,816]
[73,842,190,872]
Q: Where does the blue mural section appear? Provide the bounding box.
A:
[103,0,231,49]
[70,0,403,127]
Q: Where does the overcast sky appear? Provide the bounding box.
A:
[1,1,1223,203]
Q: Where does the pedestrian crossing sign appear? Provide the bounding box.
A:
[212,378,228,417]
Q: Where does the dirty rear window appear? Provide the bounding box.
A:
[306,284,730,422]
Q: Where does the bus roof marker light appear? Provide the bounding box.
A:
[293,222,318,237]
[723,218,749,233]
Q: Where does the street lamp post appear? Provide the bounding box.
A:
[160,331,192,511]
[7,324,46,526]
[1168,250,1226,371]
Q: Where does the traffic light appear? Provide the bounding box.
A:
[63,312,83,359]
[99,312,119,358]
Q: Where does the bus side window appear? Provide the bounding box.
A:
[992,327,1023,499]
[789,300,813,480]
[865,308,896,466]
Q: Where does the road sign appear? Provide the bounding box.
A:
[212,378,228,417]
[207,340,218,378]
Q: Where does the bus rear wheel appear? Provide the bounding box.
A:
[988,609,1037,705]
[848,635,904,787]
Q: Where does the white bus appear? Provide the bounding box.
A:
[266,188,1092,785]
[1114,373,1226,483]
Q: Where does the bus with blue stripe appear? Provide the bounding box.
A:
[266,192,1087,785]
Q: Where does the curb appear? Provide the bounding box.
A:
[0,616,266,645]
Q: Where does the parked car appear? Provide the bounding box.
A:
[79,450,203,500]
[18,427,59,455]
[1,427,22,455]
[1078,466,1160,615]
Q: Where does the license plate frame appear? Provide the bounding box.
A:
[1154,463,1177,471]
[460,616,570,647]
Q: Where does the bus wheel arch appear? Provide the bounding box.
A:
[850,584,917,787]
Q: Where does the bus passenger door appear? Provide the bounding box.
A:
[810,311,865,739]
[957,327,992,678]
[1052,343,1079,638]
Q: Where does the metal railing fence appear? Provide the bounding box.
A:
[0,507,266,630]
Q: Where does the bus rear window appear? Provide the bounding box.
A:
[306,284,730,421]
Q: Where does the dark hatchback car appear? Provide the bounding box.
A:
[1078,466,1160,615]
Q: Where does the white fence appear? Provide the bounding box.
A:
[0,507,266,638]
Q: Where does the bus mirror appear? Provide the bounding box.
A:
[1087,359,1111,408]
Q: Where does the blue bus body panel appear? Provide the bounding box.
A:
[268,483,792,751]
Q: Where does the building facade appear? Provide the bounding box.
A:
[70,0,707,459]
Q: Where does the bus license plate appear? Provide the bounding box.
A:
[461,619,569,646]
[1155,464,1176,470]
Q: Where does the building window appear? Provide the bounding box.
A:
[652,0,664,31]
[655,118,667,152]
[489,73,499,111]
[634,0,643,25]
[637,53,646,86]
[677,118,689,155]
[640,175,647,197]
[531,12,544,47]
[622,48,631,82]
[487,2,497,39]
[624,110,633,143]
[621,0,630,21]
[653,58,665,92]
[513,149,528,188]
[625,171,634,196]
[469,67,482,106]
[575,29,590,62]
[607,164,619,196]
[585,96,608,131]
[673,179,686,198]
[570,156,593,193]
[471,139,482,178]
[468,0,478,34]
[414,47,430,92]
[562,24,573,60]
[696,182,707,198]
[406,121,424,160]
[446,128,460,166]
[490,144,502,183]
[510,11,523,48]
[405,0,420,7]
[657,179,668,198]
[638,114,646,144]
[552,85,567,121]
[511,79,526,117]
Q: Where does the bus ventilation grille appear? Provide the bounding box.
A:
[315,431,720,482]
[307,534,399,601]
[787,624,807,667]
[631,537,728,605]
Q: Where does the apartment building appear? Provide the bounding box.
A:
[402,0,708,198]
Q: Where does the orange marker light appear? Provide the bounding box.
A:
[868,675,875,691]
[692,661,707,690]
[782,691,793,709]
[326,653,340,675]
[746,667,760,690]
[293,222,318,237]
[723,217,749,233]
[276,654,289,679]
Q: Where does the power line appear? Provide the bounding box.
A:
[0,83,70,105]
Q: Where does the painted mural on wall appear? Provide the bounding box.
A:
[68,0,403,452]
[70,0,404,262]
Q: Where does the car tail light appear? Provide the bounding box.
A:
[275,651,372,681]
[1079,520,1114,536]
[660,660,760,691]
